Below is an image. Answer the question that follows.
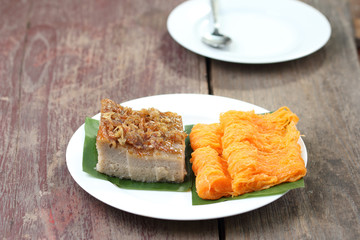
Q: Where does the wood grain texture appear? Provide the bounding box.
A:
[350,0,360,46]
[0,1,30,239]
[210,0,360,239]
[2,0,360,239]
[0,0,215,239]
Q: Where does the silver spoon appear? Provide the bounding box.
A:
[201,0,231,48]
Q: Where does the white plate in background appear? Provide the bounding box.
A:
[167,0,331,64]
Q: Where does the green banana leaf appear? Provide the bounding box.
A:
[82,118,305,205]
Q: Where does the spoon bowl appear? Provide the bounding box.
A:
[201,31,231,48]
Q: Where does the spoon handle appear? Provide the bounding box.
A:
[210,0,220,34]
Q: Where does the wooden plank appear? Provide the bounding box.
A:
[350,0,360,46]
[1,0,216,239]
[210,0,360,239]
[0,1,30,239]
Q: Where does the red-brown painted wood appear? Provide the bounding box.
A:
[1,0,214,239]
[1,0,360,239]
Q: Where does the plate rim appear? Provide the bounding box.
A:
[167,0,331,64]
[66,93,308,220]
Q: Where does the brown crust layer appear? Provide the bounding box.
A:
[97,99,187,155]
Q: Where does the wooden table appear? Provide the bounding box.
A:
[1,0,359,239]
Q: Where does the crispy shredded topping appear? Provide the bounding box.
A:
[99,99,186,153]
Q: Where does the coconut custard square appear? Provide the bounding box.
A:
[95,99,187,183]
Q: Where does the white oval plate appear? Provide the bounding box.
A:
[66,94,308,220]
[167,0,331,64]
